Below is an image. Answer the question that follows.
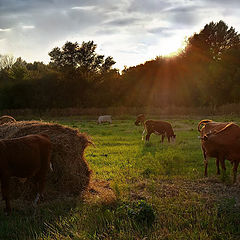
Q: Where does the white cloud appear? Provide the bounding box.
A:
[71,6,96,11]
[0,0,240,70]
[0,28,11,32]
[22,25,35,29]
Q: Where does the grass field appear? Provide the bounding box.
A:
[0,115,240,239]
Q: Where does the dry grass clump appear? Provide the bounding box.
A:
[83,179,116,205]
[0,115,16,125]
[0,121,92,200]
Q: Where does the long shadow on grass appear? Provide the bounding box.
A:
[0,198,78,240]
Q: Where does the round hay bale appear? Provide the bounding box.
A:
[0,121,92,200]
[0,115,16,125]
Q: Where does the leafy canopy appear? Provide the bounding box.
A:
[49,41,115,73]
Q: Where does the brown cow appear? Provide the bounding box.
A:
[198,119,231,176]
[0,134,52,214]
[201,122,240,183]
[135,115,176,143]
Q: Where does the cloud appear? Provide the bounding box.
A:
[200,0,240,6]
[71,6,96,11]
[0,0,240,69]
[95,28,119,35]
[22,25,35,29]
[163,6,202,27]
[0,28,11,32]
[104,17,139,26]
[128,0,173,13]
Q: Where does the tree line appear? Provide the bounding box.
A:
[0,20,240,110]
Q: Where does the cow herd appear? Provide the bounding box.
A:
[99,114,240,185]
[134,114,240,185]
[0,114,239,215]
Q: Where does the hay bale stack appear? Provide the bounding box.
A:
[0,115,16,125]
[0,121,92,200]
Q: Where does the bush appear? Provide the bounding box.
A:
[118,200,156,227]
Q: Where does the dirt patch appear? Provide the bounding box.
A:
[129,177,240,204]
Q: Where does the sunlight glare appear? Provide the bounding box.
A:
[157,37,186,57]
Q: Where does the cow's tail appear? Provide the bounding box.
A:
[50,162,53,171]
[198,119,213,132]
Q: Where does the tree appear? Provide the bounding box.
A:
[9,58,27,81]
[186,20,240,61]
[0,55,16,70]
[48,41,115,73]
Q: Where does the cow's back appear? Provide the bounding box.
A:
[145,120,174,135]
[200,121,230,138]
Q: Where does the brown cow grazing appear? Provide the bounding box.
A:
[0,134,52,214]
[135,115,176,143]
[198,119,231,176]
[200,122,240,183]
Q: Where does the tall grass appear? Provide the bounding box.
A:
[0,116,239,239]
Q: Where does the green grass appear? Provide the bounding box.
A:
[1,116,240,239]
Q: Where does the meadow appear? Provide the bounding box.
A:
[0,115,240,240]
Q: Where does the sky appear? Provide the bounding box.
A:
[0,0,240,70]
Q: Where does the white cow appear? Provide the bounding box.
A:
[97,115,112,124]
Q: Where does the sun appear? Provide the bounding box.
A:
[159,37,186,57]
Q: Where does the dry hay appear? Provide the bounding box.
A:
[83,179,116,205]
[0,115,16,125]
[0,120,92,200]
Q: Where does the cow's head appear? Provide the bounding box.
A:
[200,131,216,141]
[135,114,145,126]
[171,134,176,143]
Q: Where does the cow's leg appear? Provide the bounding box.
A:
[203,148,208,177]
[142,129,146,141]
[32,170,47,217]
[233,160,239,184]
[33,180,45,206]
[145,132,151,141]
[204,157,208,177]
[33,193,40,206]
[32,177,40,207]
[219,156,226,173]
[218,155,227,181]
[32,172,46,206]
[1,176,11,214]
[38,177,46,199]
[216,157,220,175]
[161,134,165,143]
